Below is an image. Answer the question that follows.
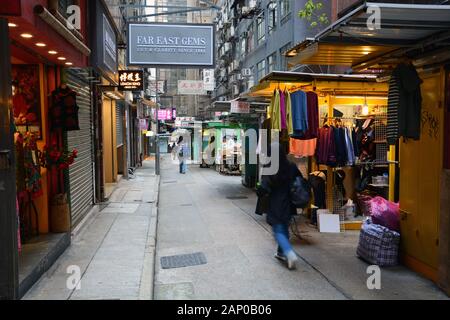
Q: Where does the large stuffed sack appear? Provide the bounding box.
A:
[357,219,400,267]
[369,196,400,232]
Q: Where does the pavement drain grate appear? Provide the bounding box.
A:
[160,252,207,269]
[226,196,248,200]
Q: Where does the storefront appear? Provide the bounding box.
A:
[282,2,450,293]
[0,0,90,299]
[88,0,120,201]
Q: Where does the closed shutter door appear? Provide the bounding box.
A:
[66,70,95,228]
[116,102,124,146]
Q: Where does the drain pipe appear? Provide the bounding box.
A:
[34,5,91,57]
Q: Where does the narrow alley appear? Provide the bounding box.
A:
[154,156,448,300]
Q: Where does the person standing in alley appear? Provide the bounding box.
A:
[257,142,302,270]
[177,135,189,174]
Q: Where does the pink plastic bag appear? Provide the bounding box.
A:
[369,197,400,232]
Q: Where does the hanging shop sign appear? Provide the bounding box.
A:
[139,119,148,130]
[0,0,21,15]
[103,15,117,74]
[118,70,144,91]
[89,0,118,81]
[127,23,215,67]
[203,69,215,91]
[230,101,250,114]
[178,80,206,95]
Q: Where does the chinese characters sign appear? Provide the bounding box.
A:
[177,80,206,95]
[230,101,250,114]
[203,69,215,91]
[118,70,144,91]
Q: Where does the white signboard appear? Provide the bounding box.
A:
[203,69,215,91]
[230,101,250,114]
[178,80,207,95]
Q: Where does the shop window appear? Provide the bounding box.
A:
[268,1,277,35]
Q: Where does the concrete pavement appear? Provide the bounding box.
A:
[23,160,159,300]
[154,155,448,300]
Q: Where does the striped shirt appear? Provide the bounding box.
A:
[387,74,400,145]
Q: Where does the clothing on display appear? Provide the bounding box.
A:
[289,138,317,158]
[386,63,422,144]
[50,85,80,131]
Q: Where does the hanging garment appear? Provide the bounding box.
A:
[280,90,287,130]
[309,172,326,209]
[285,90,293,135]
[344,127,356,165]
[289,138,317,158]
[316,126,336,166]
[290,91,308,137]
[302,92,319,139]
[334,126,348,167]
[387,73,400,145]
[270,90,281,130]
[387,63,422,143]
[50,86,80,131]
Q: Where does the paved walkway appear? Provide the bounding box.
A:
[155,155,448,300]
[23,161,159,300]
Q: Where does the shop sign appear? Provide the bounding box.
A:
[0,1,21,15]
[230,101,250,114]
[148,80,165,94]
[139,119,148,130]
[158,109,173,120]
[127,23,215,67]
[178,80,206,95]
[118,70,144,91]
[103,15,117,73]
[203,69,215,91]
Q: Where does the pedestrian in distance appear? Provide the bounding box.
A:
[177,136,188,174]
[256,142,302,270]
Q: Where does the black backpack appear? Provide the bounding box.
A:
[290,175,312,208]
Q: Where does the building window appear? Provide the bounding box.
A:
[240,36,247,57]
[247,23,254,53]
[256,14,265,45]
[280,42,291,71]
[257,60,266,80]
[280,0,291,19]
[268,52,277,73]
[268,1,277,35]
[58,0,75,19]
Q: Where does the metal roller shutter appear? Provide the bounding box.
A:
[66,70,95,228]
[116,102,124,147]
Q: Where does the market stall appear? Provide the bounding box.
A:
[246,71,390,230]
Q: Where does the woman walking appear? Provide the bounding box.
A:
[177,136,188,174]
[257,142,301,270]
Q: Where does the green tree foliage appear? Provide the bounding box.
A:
[298,0,329,29]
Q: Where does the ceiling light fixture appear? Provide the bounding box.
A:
[36,42,46,47]
[20,33,33,39]
[58,57,66,61]
[65,62,73,66]
[8,23,18,28]
[48,50,58,55]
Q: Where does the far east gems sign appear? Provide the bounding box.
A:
[127,23,215,67]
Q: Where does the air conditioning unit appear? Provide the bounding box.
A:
[249,0,257,9]
[236,74,243,80]
[241,6,250,14]
[242,68,252,77]
[233,85,240,95]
